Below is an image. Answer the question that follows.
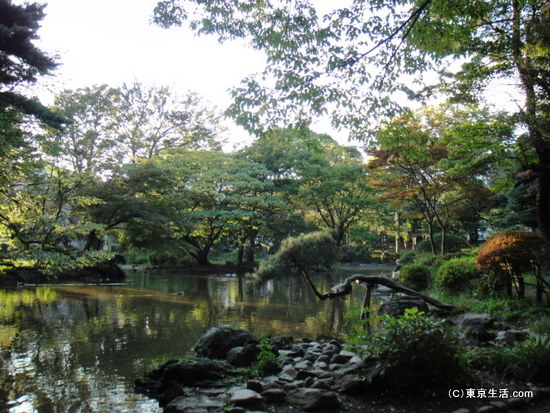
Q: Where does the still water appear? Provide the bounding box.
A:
[0,267,391,413]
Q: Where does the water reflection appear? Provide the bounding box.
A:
[0,267,391,412]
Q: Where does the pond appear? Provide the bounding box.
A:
[0,266,392,413]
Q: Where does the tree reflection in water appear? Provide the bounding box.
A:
[0,267,389,412]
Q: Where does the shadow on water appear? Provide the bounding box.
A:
[0,266,392,412]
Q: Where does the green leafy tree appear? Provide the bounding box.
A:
[0,163,112,275]
[0,0,63,126]
[39,84,225,176]
[114,82,224,160]
[368,104,514,253]
[123,149,280,266]
[152,0,550,239]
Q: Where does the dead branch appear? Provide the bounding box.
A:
[300,269,455,311]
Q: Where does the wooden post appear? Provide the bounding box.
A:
[360,284,373,331]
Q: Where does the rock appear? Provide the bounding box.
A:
[295,360,313,370]
[316,355,331,364]
[194,325,258,359]
[297,370,320,380]
[330,353,353,364]
[312,378,333,391]
[321,343,340,358]
[287,388,341,410]
[495,329,529,345]
[457,314,495,342]
[313,361,328,370]
[378,298,429,317]
[489,401,507,410]
[270,335,294,351]
[158,380,183,407]
[226,344,260,367]
[225,408,246,413]
[247,380,263,393]
[164,396,222,413]
[278,365,298,381]
[337,374,371,395]
[229,388,265,410]
[259,359,281,376]
[287,348,305,358]
[162,359,228,385]
[261,388,286,402]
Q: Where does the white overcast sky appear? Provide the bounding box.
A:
[26,0,349,149]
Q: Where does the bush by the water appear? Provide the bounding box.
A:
[397,264,431,291]
[416,234,470,254]
[398,250,417,265]
[365,308,469,388]
[253,231,338,284]
[434,257,481,293]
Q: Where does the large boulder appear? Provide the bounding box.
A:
[194,325,259,359]
[162,359,229,385]
[287,388,341,411]
[378,297,429,317]
[456,313,495,343]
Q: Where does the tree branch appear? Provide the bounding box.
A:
[299,268,455,311]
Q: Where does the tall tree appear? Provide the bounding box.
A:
[39,84,225,176]
[115,82,224,161]
[153,0,550,238]
[368,104,515,253]
[0,0,62,126]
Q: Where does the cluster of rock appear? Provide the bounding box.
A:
[135,325,381,412]
[135,304,534,413]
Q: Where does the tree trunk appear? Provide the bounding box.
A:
[84,229,102,251]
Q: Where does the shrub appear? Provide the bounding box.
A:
[477,231,550,300]
[398,250,417,265]
[252,231,338,284]
[487,336,550,382]
[398,264,431,291]
[531,316,550,337]
[434,257,481,293]
[365,308,469,388]
[416,234,470,254]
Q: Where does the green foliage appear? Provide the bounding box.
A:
[531,317,550,337]
[398,250,417,265]
[0,0,64,128]
[364,309,469,388]
[434,257,481,294]
[252,231,338,284]
[250,337,277,377]
[339,244,372,263]
[397,264,431,291]
[468,297,548,323]
[482,337,550,383]
[416,234,470,254]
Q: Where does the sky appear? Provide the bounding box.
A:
[26,0,347,150]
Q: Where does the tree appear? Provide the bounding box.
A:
[368,104,514,253]
[123,149,280,266]
[152,0,550,238]
[295,143,375,246]
[0,0,63,126]
[0,162,113,275]
[40,85,121,175]
[114,82,224,160]
[39,84,225,176]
